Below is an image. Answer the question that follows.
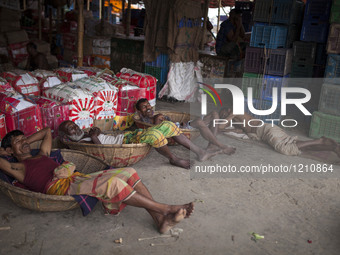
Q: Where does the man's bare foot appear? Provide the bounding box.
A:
[323,136,340,158]
[335,144,340,159]
[168,202,195,218]
[169,158,191,169]
[197,148,223,161]
[159,208,186,234]
[206,143,218,151]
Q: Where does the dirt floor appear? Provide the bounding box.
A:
[0,100,339,255]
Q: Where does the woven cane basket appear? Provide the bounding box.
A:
[133,111,200,145]
[63,134,152,167]
[0,149,108,212]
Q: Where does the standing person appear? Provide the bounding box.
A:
[0,128,194,234]
[25,42,49,71]
[215,9,247,59]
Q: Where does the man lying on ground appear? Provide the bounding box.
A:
[219,108,340,157]
[135,98,236,155]
[58,120,222,169]
[0,128,194,234]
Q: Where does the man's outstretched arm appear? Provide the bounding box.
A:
[26,127,52,156]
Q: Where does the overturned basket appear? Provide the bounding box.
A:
[0,149,108,212]
[63,133,152,168]
[133,111,200,145]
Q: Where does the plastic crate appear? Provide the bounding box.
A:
[286,24,301,48]
[291,62,314,77]
[266,48,293,76]
[303,0,332,22]
[253,0,304,25]
[330,0,340,23]
[292,41,317,63]
[111,37,144,73]
[326,23,340,55]
[300,21,329,43]
[309,111,340,142]
[262,75,289,101]
[319,83,340,116]
[250,23,288,49]
[252,99,282,123]
[272,0,304,25]
[324,54,340,84]
[145,53,169,69]
[242,72,263,99]
[235,1,255,11]
[315,44,327,66]
[244,47,265,74]
[253,0,272,23]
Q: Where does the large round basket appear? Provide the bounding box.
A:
[0,149,108,212]
[63,135,152,168]
[133,111,200,145]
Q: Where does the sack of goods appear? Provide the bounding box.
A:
[1,69,40,96]
[43,83,95,129]
[116,68,157,107]
[0,91,42,136]
[0,77,14,93]
[32,97,70,138]
[54,67,88,82]
[31,70,63,93]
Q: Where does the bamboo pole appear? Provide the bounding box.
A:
[217,0,221,32]
[23,0,26,10]
[122,0,125,22]
[87,0,90,11]
[126,0,131,37]
[38,0,42,40]
[77,0,84,67]
[99,0,102,19]
[200,0,209,50]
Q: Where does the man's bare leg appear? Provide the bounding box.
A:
[296,137,339,156]
[190,116,236,155]
[155,145,191,169]
[172,134,224,161]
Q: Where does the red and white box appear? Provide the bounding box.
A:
[75,66,102,77]
[74,77,118,120]
[0,77,14,93]
[31,70,63,94]
[1,70,40,96]
[0,92,42,136]
[32,97,70,138]
[0,114,6,142]
[62,33,77,51]
[116,68,157,107]
[113,80,146,116]
[43,83,94,129]
[54,68,88,83]
[7,41,28,66]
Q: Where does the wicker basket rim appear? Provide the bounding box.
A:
[133,111,200,132]
[64,140,151,148]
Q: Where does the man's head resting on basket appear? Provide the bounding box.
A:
[58,121,85,142]
[1,130,29,156]
[135,98,154,119]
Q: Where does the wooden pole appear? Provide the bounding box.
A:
[38,0,42,40]
[217,0,221,32]
[200,0,209,50]
[99,0,102,19]
[87,0,90,11]
[23,0,26,10]
[126,0,131,37]
[122,0,125,22]
[77,0,84,67]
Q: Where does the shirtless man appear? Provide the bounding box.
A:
[219,108,340,157]
[58,120,222,169]
[0,128,194,234]
[135,98,236,155]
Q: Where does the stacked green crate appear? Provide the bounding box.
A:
[309,0,340,141]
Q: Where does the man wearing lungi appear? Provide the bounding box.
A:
[58,120,223,169]
[135,98,236,156]
[0,128,194,234]
[219,108,340,157]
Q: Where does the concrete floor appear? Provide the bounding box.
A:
[0,100,339,255]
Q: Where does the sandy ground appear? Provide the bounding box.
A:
[0,100,339,255]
